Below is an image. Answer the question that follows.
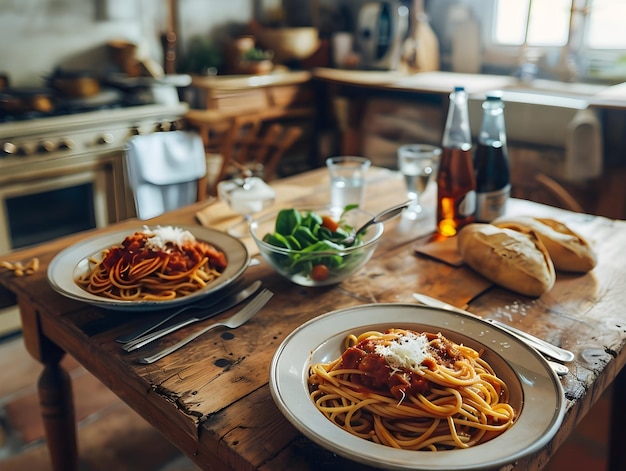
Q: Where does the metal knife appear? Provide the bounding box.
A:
[412,292,575,364]
[122,280,262,352]
[115,280,254,344]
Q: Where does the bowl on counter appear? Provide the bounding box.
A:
[255,27,320,64]
[250,206,383,287]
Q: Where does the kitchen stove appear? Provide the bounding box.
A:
[0,103,187,161]
[0,102,189,255]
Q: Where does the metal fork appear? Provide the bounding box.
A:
[121,281,261,351]
[135,288,273,364]
[115,280,256,344]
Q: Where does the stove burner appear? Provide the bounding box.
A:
[0,104,123,123]
[0,87,149,123]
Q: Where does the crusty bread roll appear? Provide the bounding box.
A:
[493,216,596,273]
[457,223,556,297]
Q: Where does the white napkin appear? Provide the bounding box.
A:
[125,131,206,219]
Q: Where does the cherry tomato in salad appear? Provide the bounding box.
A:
[321,215,340,233]
[311,264,330,281]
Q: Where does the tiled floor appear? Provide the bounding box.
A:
[0,333,610,471]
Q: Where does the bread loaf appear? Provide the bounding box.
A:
[494,216,596,273]
[457,223,556,297]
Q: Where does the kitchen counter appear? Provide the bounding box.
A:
[312,67,519,95]
[312,67,619,103]
[189,70,311,92]
[185,67,626,110]
[589,81,626,108]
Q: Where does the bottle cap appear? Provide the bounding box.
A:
[454,86,465,92]
[486,93,503,101]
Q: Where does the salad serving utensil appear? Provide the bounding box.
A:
[341,201,411,245]
[412,293,573,374]
[122,280,262,352]
[136,288,273,364]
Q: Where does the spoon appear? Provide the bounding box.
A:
[342,201,411,245]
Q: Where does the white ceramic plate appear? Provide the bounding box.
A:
[270,303,565,470]
[47,226,249,311]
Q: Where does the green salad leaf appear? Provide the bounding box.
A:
[261,206,367,282]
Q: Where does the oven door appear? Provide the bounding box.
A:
[0,156,120,255]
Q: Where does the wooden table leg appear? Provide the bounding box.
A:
[18,298,78,471]
[609,367,626,471]
[38,358,78,471]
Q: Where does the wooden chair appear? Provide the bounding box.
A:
[215,115,303,186]
[125,130,209,219]
[534,173,584,213]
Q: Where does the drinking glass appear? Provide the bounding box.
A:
[397,144,441,217]
[217,175,275,238]
[326,156,371,211]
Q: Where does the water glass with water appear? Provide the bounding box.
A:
[326,156,371,210]
[397,144,441,217]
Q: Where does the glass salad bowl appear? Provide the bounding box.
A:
[249,206,384,287]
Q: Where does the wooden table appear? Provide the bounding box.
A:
[1,167,626,470]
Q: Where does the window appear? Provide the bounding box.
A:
[488,0,626,80]
[494,0,626,49]
[586,0,626,49]
[495,0,571,47]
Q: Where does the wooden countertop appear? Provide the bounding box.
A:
[190,70,312,91]
[187,67,626,109]
[313,67,626,109]
[589,81,626,109]
[312,67,519,95]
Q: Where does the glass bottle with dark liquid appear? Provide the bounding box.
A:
[436,86,476,237]
[474,94,510,222]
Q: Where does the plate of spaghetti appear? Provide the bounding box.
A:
[48,225,249,311]
[270,303,565,470]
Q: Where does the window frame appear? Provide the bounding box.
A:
[476,0,626,82]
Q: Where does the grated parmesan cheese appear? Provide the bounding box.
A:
[142,226,196,251]
[375,332,432,371]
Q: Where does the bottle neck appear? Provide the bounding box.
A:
[442,91,472,148]
[478,100,507,146]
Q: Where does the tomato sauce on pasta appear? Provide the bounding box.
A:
[77,226,227,301]
[308,328,516,451]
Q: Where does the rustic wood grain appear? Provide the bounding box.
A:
[1,167,625,470]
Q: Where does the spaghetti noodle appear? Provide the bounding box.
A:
[308,328,516,451]
[76,226,227,301]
